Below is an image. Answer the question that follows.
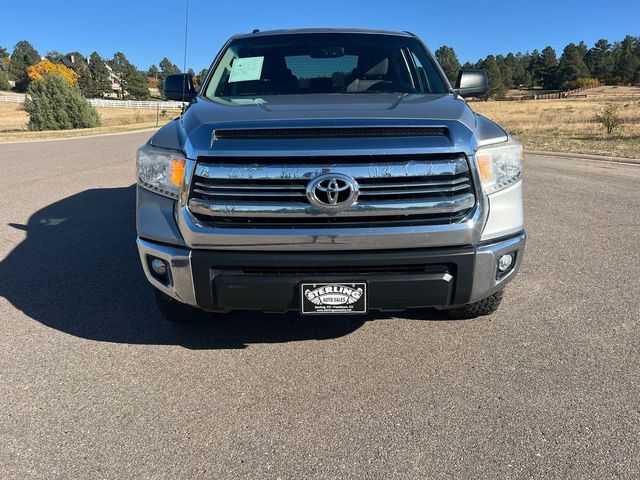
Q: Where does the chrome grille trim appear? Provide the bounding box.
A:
[192,188,306,198]
[192,180,471,197]
[193,159,469,180]
[358,184,470,196]
[188,156,476,226]
[359,177,469,189]
[189,194,476,218]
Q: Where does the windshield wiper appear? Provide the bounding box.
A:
[344,90,406,94]
[233,93,281,96]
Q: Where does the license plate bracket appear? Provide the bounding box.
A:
[300,282,367,314]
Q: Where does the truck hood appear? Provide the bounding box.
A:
[150,93,508,156]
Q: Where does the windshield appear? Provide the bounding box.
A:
[204,33,449,98]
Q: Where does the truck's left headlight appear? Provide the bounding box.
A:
[136,145,186,199]
[475,141,523,195]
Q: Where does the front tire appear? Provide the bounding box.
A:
[446,289,504,319]
[154,289,206,322]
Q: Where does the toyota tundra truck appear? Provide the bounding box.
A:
[136,28,525,320]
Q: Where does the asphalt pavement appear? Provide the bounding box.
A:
[1,132,639,479]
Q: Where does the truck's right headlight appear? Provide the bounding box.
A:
[136,144,186,199]
[475,141,523,195]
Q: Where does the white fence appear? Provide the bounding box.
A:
[0,95,24,104]
[0,95,184,110]
[87,98,185,110]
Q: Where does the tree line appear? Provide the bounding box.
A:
[0,40,209,100]
[435,35,640,97]
[2,36,639,100]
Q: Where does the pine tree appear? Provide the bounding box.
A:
[157,57,181,96]
[481,55,506,97]
[511,52,533,88]
[109,51,131,98]
[88,52,112,98]
[0,69,9,90]
[76,63,98,97]
[528,50,541,87]
[124,65,150,99]
[194,68,209,89]
[587,39,613,84]
[0,46,9,90]
[537,46,559,89]
[577,41,589,68]
[497,54,514,90]
[557,43,590,88]
[67,55,95,97]
[434,46,461,84]
[108,52,150,99]
[612,36,640,84]
[10,40,40,91]
[147,64,159,78]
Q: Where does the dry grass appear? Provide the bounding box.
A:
[0,102,176,142]
[566,85,640,98]
[471,88,640,158]
[1,88,639,157]
[0,102,30,132]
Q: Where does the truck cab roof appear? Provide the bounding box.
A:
[232,28,415,40]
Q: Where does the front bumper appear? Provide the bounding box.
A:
[137,231,526,313]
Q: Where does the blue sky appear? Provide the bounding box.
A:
[1,0,638,72]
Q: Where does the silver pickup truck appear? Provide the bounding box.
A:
[136,28,525,320]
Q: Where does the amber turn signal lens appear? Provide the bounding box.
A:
[477,153,492,182]
[169,158,186,188]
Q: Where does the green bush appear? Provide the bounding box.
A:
[24,73,100,131]
[0,69,10,90]
[595,103,624,135]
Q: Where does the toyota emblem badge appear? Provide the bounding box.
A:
[306,173,359,209]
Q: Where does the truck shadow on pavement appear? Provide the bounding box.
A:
[0,185,453,349]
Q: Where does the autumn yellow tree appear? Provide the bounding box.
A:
[27,60,77,85]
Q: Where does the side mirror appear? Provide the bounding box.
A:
[163,73,196,101]
[455,69,490,98]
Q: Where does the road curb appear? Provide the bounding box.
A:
[526,150,640,165]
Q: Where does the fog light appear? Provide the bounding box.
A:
[150,258,167,276]
[498,253,514,272]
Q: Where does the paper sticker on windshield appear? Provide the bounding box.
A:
[228,56,264,83]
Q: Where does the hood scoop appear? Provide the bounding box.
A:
[212,126,449,141]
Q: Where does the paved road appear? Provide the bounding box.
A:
[1,133,639,479]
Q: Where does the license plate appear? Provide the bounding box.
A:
[300,282,367,314]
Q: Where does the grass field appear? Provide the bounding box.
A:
[0,102,176,142]
[1,87,639,158]
[469,86,640,158]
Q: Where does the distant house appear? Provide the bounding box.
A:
[61,54,122,98]
[102,63,121,98]
[60,55,79,70]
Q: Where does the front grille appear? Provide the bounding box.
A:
[188,154,476,228]
[213,126,449,140]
